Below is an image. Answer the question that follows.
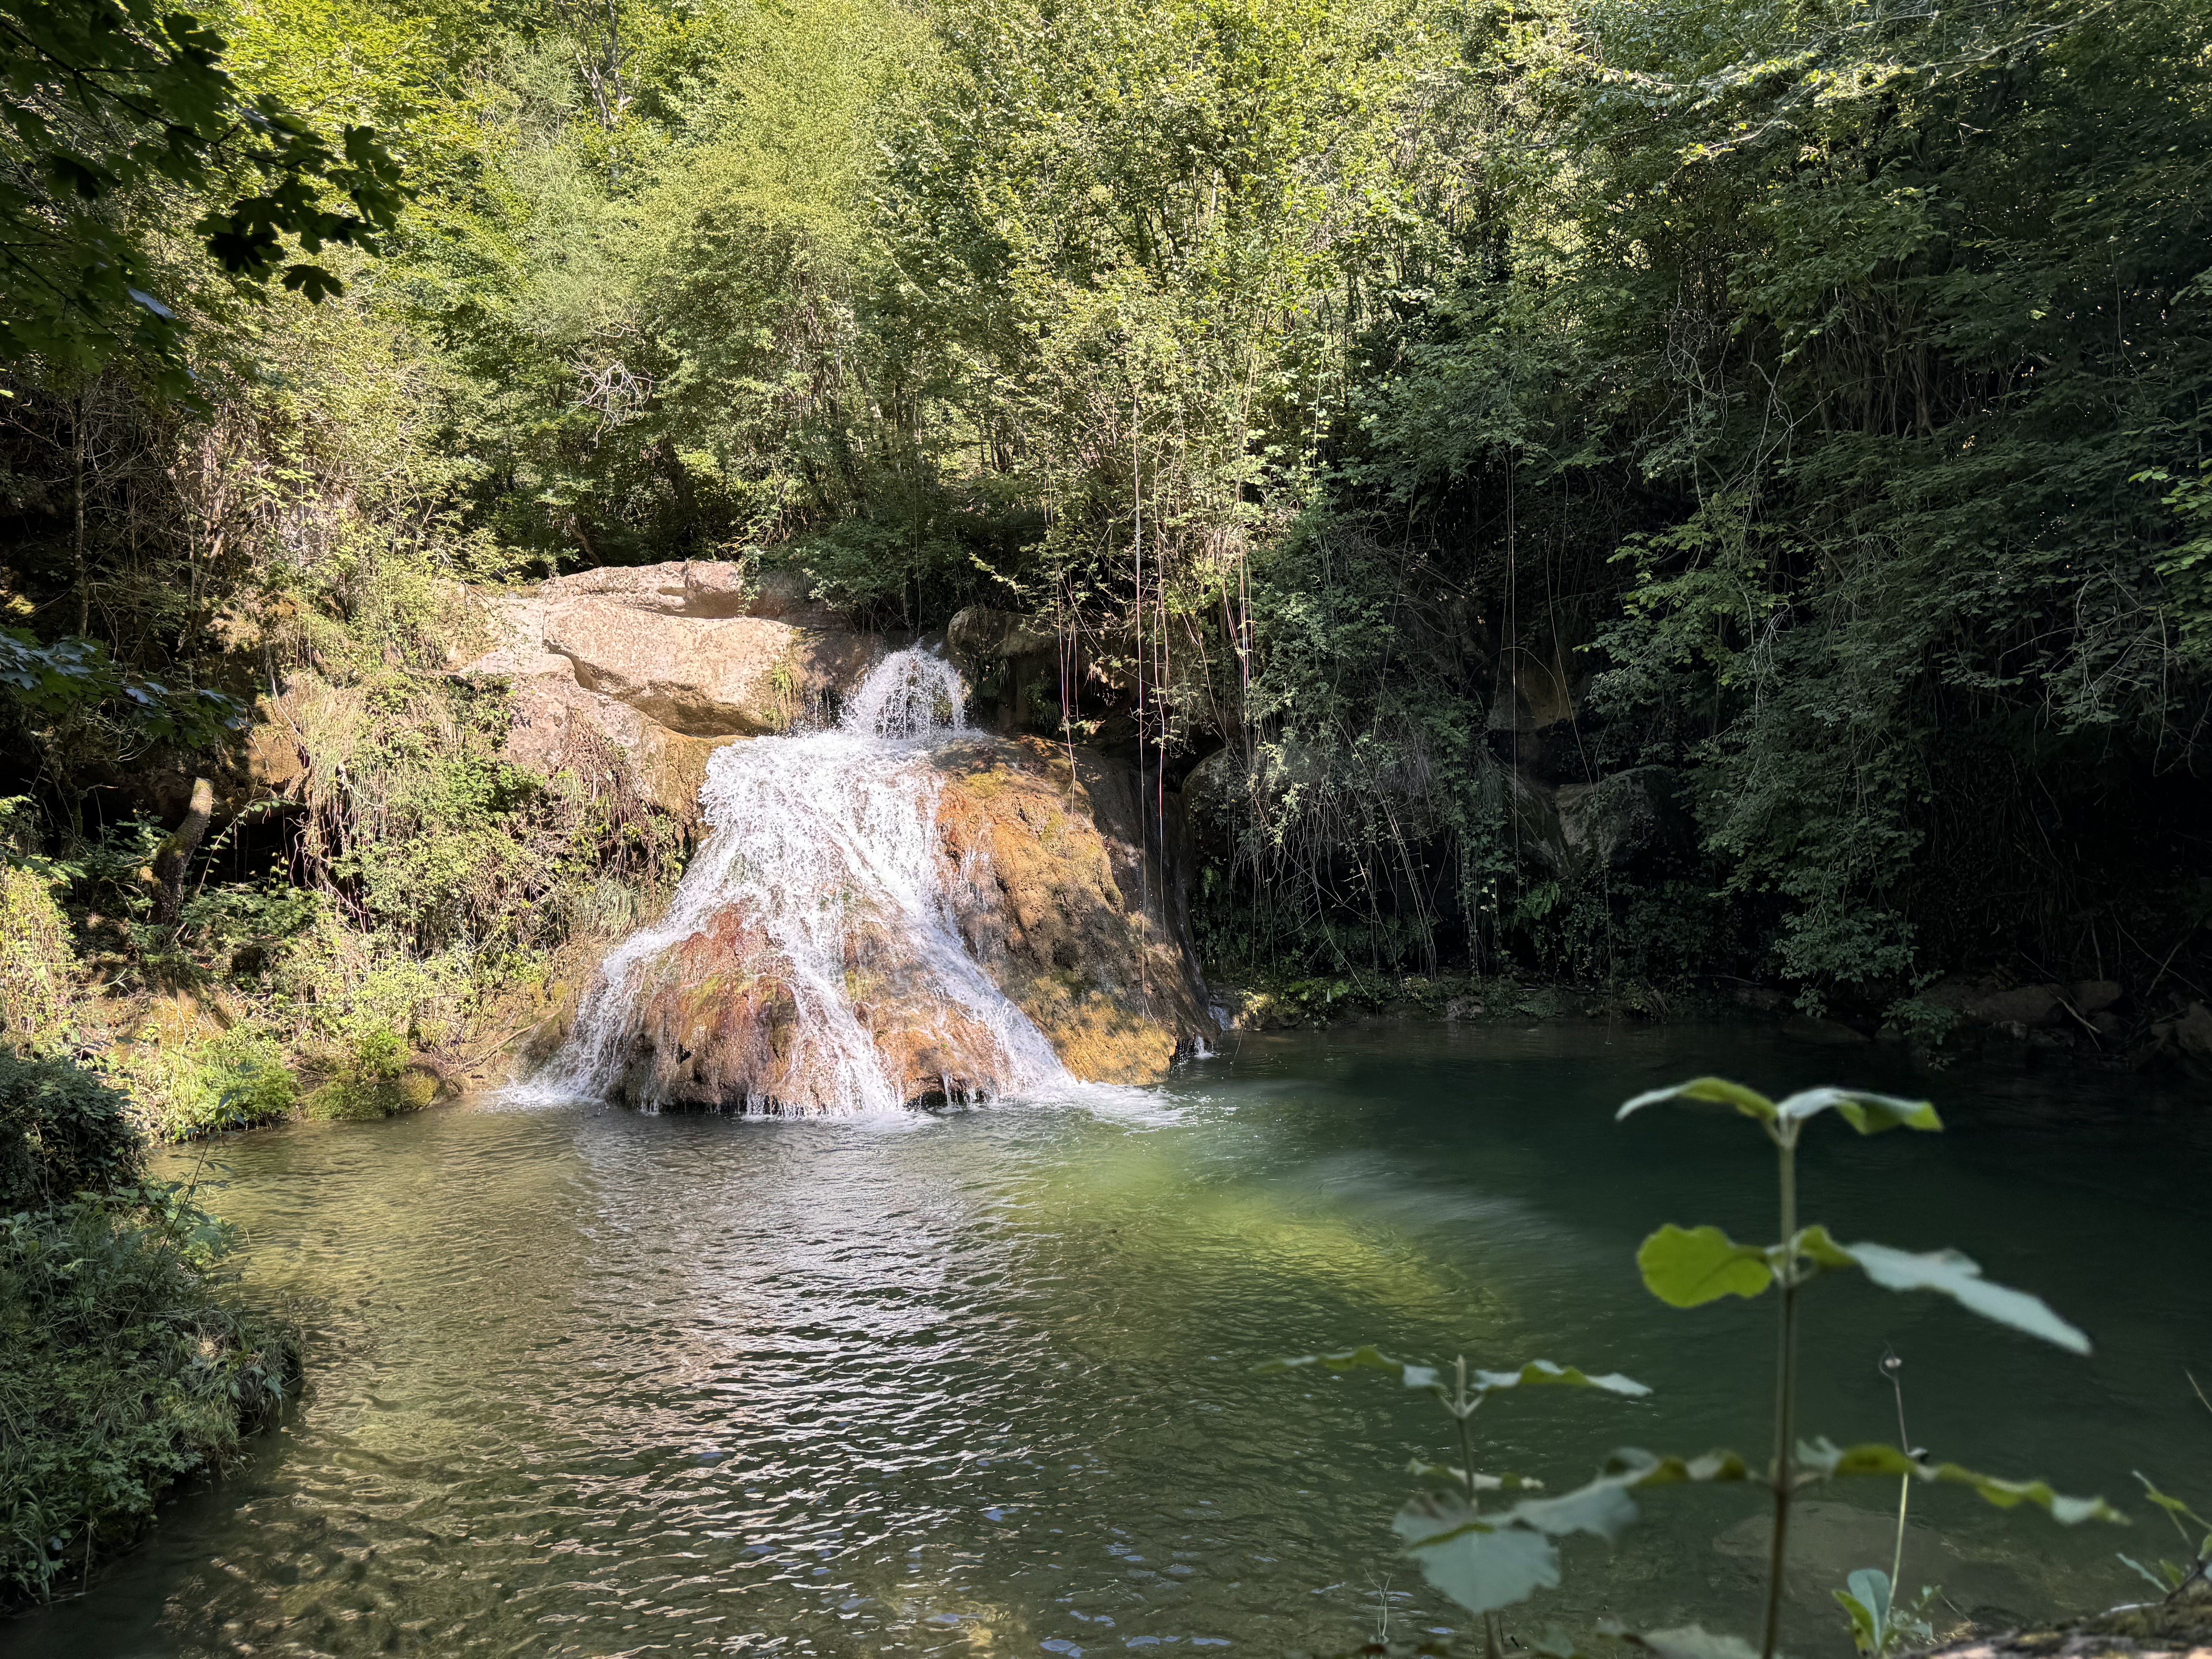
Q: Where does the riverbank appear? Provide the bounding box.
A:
[0,1055,298,1609]
[1204,968,2212,1085]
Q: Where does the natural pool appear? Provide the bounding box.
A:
[13,1023,2209,1658]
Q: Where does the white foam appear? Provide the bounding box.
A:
[543,649,1073,1114]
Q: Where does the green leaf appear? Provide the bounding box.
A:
[1508,1474,1643,1540]
[2116,1553,2181,1594]
[1600,1622,1766,1659]
[1408,1461,1544,1492]
[1844,1242,2091,1353]
[1395,1492,1561,1615]
[1637,1224,1775,1307]
[1602,1446,1756,1487]
[1396,1470,1652,1616]
[1773,1089,1942,1133]
[1471,1359,1652,1398]
[1258,1345,1440,1389]
[1796,1439,2125,1523]
[1790,1224,1861,1271]
[1617,1077,1777,1122]
[1834,1586,1879,1654]
[2133,1471,2212,1535]
[1834,1568,1891,1654]
[1848,1567,1891,1628]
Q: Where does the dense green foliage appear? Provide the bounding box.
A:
[0,1052,296,1604]
[0,0,402,389]
[0,1050,140,1210]
[0,0,2205,1033]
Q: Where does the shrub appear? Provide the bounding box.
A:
[0,1188,298,1604]
[0,1053,143,1212]
[302,1022,437,1121]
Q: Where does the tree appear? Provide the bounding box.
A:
[0,0,404,392]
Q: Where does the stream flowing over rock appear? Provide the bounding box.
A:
[546,650,1208,1112]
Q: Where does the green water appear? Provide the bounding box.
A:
[11,1023,2209,1658]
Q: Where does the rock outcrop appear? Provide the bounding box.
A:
[936,736,1209,1082]
[596,732,1210,1108]
[1555,764,1690,871]
[464,560,884,819]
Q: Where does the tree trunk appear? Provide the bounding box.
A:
[152,778,215,925]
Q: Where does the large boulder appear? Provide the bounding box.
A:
[2154,1000,2212,1063]
[534,562,839,623]
[599,733,1210,1108]
[541,599,876,736]
[1964,982,2068,1030]
[946,607,1060,664]
[1554,765,1691,871]
[946,606,1064,733]
[460,560,884,816]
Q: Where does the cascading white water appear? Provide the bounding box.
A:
[548,648,1072,1113]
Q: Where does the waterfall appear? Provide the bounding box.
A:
[546,648,1072,1113]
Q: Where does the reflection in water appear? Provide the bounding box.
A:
[11,1023,2210,1657]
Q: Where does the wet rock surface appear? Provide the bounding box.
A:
[1915,1581,2212,1659]
[601,734,1207,1107]
[546,651,1211,1112]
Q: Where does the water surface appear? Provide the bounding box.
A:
[14,1023,2209,1657]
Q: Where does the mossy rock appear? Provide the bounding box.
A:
[302,1065,441,1122]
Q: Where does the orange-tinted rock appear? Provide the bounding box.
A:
[606,733,1209,1109]
[931,736,1207,1085]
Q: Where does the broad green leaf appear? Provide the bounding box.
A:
[1834,1568,1890,1654]
[1845,1242,2090,1353]
[1258,1345,1441,1390]
[1774,1088,1943,1133]
[1602,1446,1756,1487]
[1846,1567,1891,1630]
[1617,1077,1777,1122]
[1471,1359,1652,1398]
[1408,1461,1544,1492]
[1790,1224,1860,1271]
[1797,1439,2124,1523]
[1600,1621,1767,1659]
[1395,1492,1561,1615]
[1638,1224,1774,1306]
[1508,1474,1643,1540]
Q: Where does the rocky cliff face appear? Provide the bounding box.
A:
[605,733,1209,1109]
[455,571,1210,1105]
[467,561,883,823]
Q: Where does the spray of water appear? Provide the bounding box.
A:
[546,649,1072,1113]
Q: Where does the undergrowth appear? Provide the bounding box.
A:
[0,1053,297,1606]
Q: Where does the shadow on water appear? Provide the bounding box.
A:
[10,1021,2209,1657]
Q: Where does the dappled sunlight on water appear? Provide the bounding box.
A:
[12,1022,2209,1657]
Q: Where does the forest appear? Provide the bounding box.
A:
[3,0,2207,1033]
[2,0,2210,1611]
